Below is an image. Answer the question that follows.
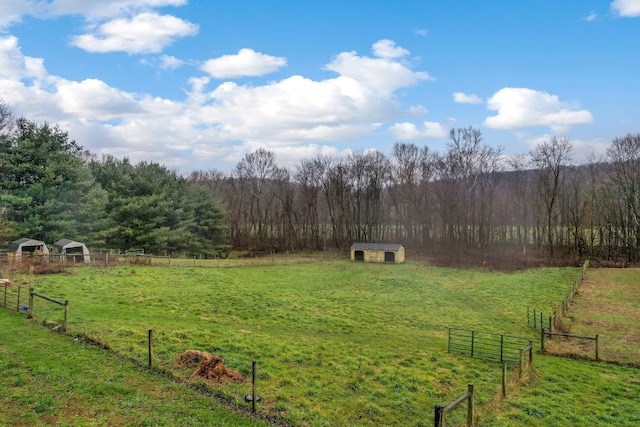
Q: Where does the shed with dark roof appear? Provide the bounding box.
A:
[8,238,50,260]
[350,243,405,263]
[53,239,91,263]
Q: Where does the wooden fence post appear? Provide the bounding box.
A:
[434,404,444,427]
[467,382,474,426]
[148,329,153,367]
[470,330,475,357]
[518,349,524,378]
[62,300,69,332]
[501,361,507,397]
[252,361,257,413]
[595,334,599,361]
[28,288,34,318]
[540,328,545,351]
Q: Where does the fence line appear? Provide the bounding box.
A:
[527,306,554,332]
[0,251,344,268]
[0,280,30,314]
[448,328,532,364]
[540,329,600,361]
[552,260,589,330]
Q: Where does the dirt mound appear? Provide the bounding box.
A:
[193,355,244,383]
[175,350,214,368]
[176,350,244,383]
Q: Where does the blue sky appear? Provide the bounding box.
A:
[0,0,638,173]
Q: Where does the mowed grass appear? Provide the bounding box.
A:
[0,309,271,427]
[547,268,640,365]
[15,261,638,426]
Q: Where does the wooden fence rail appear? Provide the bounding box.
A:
[435,382,474,427]
[540,328,599,361]
[29,290,69,332]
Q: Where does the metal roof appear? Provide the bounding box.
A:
[8,238,47,252]
[350,243,404,251]
[53,239,87,250]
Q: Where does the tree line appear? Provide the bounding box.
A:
[187,127,640,262]
[0,102,225,256]
[1,100,640,261]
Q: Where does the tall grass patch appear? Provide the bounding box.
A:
[548,268,640,365]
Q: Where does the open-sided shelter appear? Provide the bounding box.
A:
[53,239,91,263]
[350,243,405,263]
[9,238,50,260]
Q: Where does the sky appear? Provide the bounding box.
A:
[0,0,639,174]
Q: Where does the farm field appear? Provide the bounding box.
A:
[0,308,270,426]
[9,261,640,426]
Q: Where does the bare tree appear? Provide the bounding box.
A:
[388,142,436,248]
[294,158,325,250]
[530,136,573,257]
[507,154,533,251]
[606,133,640,261]
[233,148,281,249]
[0,99,14,137]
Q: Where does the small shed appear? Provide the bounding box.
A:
[53,239,91,263]
[350,243,405,264]
[9,238,50,260]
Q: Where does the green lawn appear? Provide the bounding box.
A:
[0,309,271,427]
[8,261,639,426]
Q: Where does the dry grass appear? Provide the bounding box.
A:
[545,268,640,365]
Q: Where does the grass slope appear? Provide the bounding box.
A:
[551,268,640,365]
[0,309,271,427]
[13,261,640,426]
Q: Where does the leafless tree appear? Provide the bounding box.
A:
[530,136,573,257]
[0,100,14,137]
[606,133,640,261]
[388,142,436,248]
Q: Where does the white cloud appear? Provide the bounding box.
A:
[70,12,198,54]
[484,87,593,132]
[45,0,188,20]
[325,44,432,95]
[524,134,609,163]
[585,11,598,22]
[372,39,410,60]
[453,92,482,104]
[55,78,143,118]
[0,36,47,80]
[0,38,431,171]
[159,55,185,70]
[0,0,39,28]
[414,29,428,37]
[390,119,452,140]
[611,0,640,17]
[201,49,287,79]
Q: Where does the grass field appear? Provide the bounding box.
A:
[545,268,640,365]
[5,260,640,426]
[0,309,271,426]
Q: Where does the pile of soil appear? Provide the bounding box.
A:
[176,350,244,384]
[175,350,214,368]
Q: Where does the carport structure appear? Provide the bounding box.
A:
[53,239,91,263]
[8,238,49,260]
